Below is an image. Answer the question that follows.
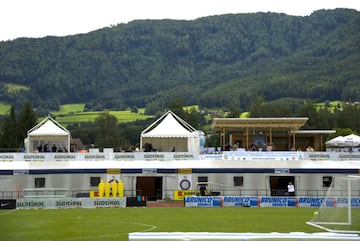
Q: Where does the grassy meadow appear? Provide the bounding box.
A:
[0,101,345,125]
[51,110,153,125]
[47,104,154,125]
[5,83,30,93]
[0,102,11,114]
[0,103,154,125]
[315,101,343,112]
[0,207,323,241]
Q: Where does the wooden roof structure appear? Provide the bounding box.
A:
[211,117,309,150]
[211,117,308,130]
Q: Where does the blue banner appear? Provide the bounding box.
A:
[297,197,324,208]
[259,197,296,207]
[222,196,258,207]
[185,196,224,207]
[184,196,360,208]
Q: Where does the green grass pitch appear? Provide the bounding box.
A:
[0,207,324,241]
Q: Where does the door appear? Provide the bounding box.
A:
[136,176,163,201]
[270,176,295,196]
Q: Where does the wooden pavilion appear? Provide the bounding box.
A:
[211,117,334,151]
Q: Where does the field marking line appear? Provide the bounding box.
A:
[126,221,157,232]
[41,221,157,241]
[0,209,17,216]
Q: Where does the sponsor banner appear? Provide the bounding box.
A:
[351,198,360,208]
[199,154,223,160]
[222,151,303,161]
[17,199,46,209]
[335,197,360,208]
[0,152,199,162]
[1,151,358,162]
[185,196,360,208]
[82,198,126,208]
[336,197,348,208]
[16,198,126,209]
[174,190,197,200]
[185,196,258,207]
[222,196,258,207]
[297,197,324,208]
[185,196,224,207]
[113,153,136,161]
[298,197,360,208]
[185,196,294,207]
[259,197,296,207]
[0,199,16,209]
[17,198,82,209]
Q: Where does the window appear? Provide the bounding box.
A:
[323,176,333,187]
[90,177,101,187]
[234,176,244,186]
[35,177,45,188]
[197,176,208,183]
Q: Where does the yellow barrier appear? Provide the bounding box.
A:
[118,180,124,197]
[98,180,105,197]
[105,181,111,197]
[94,179,125,198]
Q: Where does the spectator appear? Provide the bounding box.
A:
[199,185,207,196]
[306,146,314,152]
[52,144,57,152]
[287,182,295,196]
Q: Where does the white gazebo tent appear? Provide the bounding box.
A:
[24,116,71,153]
[326,134,360,147]
[342,134,360,147]
[325,136,345,147]
[140,110,201,152]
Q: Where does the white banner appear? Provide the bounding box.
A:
[1,152,359,162]
[16,198,126,209]
[0,152,199,162]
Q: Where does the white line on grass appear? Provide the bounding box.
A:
[0,209,17,215]
[42,221,157,241]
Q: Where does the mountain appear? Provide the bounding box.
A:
[0,9,359,114]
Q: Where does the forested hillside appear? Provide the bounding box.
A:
[0,9,359,114]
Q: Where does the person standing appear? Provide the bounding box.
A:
[199,185,207,196]
[287,182,295,196]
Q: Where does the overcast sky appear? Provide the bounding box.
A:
[1,0,359,41]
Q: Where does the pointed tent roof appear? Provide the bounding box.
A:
[325,136,345,146]
[326,134,360,147]
[27,116,70,136]
[343,133,360,146]
[141,110,197,138]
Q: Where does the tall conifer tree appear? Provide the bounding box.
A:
[18,102,37,143]
[0,106,19,150]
